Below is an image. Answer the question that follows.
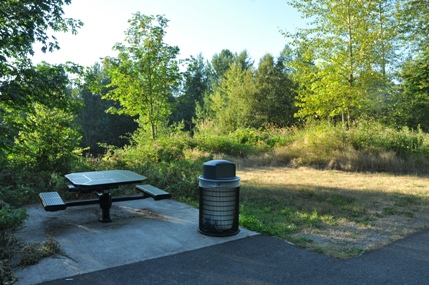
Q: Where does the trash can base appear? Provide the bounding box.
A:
[198,228,240,237]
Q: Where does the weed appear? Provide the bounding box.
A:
[19,238,64,266]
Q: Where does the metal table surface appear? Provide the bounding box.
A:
[65,170,146,188]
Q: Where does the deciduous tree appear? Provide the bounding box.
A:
[207,63,257,132]
[103,13,180,140]
[285,0,398,125]
[0,0,82,154]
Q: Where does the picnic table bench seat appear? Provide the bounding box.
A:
[135,184,171,200]
[39,192,67,211]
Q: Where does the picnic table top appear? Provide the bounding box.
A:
[65,170,147,188]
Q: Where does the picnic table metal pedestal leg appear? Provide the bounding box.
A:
[98,190,112,223]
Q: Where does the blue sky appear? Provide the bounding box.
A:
[32,0,305,67]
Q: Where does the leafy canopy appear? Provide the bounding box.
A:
[103,13,180,140]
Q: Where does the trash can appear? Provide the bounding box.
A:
[199,160,240,236]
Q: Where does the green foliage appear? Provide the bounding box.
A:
[0,205,27,234]
[103,13,180,140]
[128,123,192,163]
[349,122,427,157]
[193,125,295,157]
[268,122,429,171]
[138,159,202,201]
[0,204,27,284]
[0,0,82,61]
[210,49,253,81]
[0,62,83,155]
[0,168,66,208]
[285,0,398,124]
[395,48,429,132]
[105,143,203,202]
[1,1,82,159]
[207,63,258,132]
[171,54,210,130]
[79,63,138,155]
[195,48,297,132]
[396,0,429,51]
[254,51,297,128]
[12,102,83,174]
[193,128,267,157]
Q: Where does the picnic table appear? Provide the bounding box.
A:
[39,170,171,222]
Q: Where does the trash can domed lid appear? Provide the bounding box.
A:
[203,160,236,180]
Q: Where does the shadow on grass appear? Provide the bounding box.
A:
[239,182,429,258]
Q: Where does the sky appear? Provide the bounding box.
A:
[31,0,305,68]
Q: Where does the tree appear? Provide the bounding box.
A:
[209,49,254,84]
[171,54,210,130]
[395,49,429,131]
[207,63,258,132]
[0,0,82,106]
[0,0,82,155]
[79,63,138,154]
[285,0,398,126]
[103,13,180,140]
[11,63,83,174]
[254,51,297,128]
[396,0,429,51]
[210,49,235,80]
[14,102,82,174]
[389,0,429,130]
[1,61,82,155]
[0,0,82,61]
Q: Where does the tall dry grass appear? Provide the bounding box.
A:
[231,122,429,174]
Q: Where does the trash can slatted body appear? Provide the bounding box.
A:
[199,160,240,237]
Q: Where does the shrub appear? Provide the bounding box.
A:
[194,128,266,157]
[11,103,83,174]
[349,121,428,157]
[0,205,27,238]
[129,125,192,163]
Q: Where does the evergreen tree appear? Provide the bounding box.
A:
[254,51,297,128]
[171,54,210,130]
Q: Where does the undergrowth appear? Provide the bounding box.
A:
[2,121,429,280]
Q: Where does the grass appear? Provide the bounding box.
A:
[237,166,429,259]
[3,122,429,274]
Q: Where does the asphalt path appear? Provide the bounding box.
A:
[14,199,429,285]
[37,228,429,285]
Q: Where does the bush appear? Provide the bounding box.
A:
[11,103,83,174]
[0,168,66,207]
[349,121,428,157]
[194,128,267,157]
[129,126,192,163]
[253,122,429,172]
[0,205,27,237]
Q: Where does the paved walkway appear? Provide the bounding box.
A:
[14,199,429,285]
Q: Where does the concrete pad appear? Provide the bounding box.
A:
[14,199,258,285]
